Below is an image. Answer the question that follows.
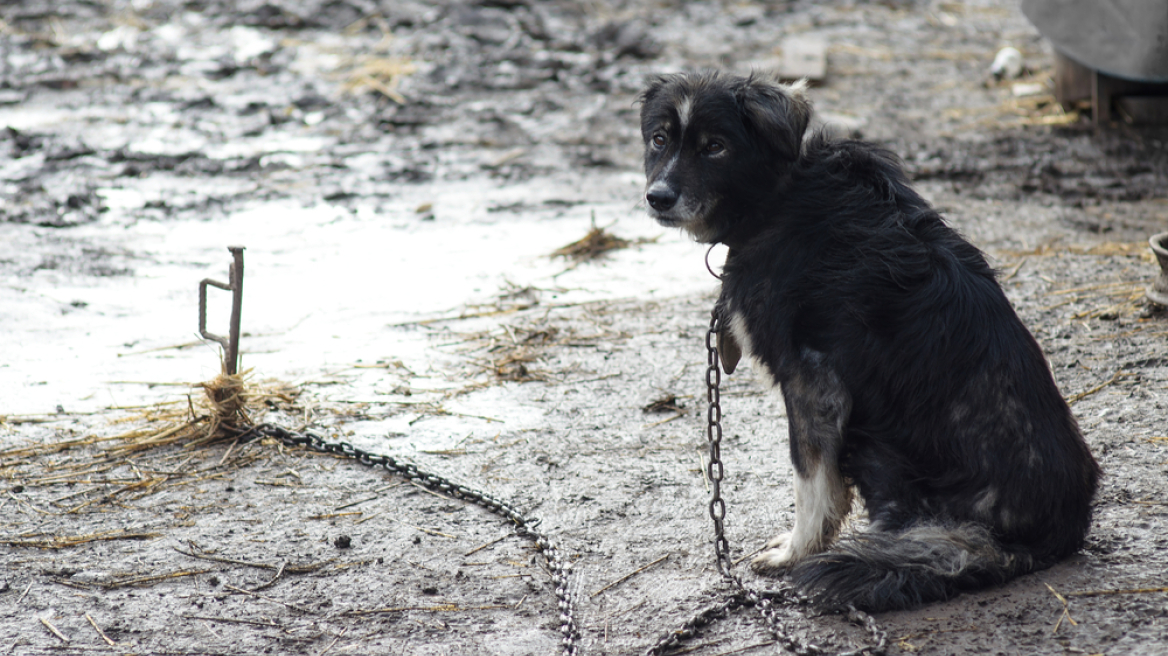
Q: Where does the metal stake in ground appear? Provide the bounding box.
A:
[198,246,245,375]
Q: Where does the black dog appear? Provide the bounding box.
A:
[640,72,1100,612]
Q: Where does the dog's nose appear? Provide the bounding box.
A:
[646,186,678,211]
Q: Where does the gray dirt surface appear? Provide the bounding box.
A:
[3,1,1168,655]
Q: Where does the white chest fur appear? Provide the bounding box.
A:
[726,310,778,389]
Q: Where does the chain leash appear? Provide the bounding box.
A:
[645,309,887,656]
[232,423,581,656]
[223,307,885,656]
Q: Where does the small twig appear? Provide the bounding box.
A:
[734,545,766,566]
[343,604,507,615]
[711,641,778,656]
[315,628,346,656]
[2,530,160,549]
[1045,582,1077,632]
[408,408,503,424]
[91,569,211,589]
[1000,257,1026,282]
[173,546,329,573]
[85,613,117,646]
[1066,586,1168,597]
[308,511,363,520]
[249,561,287,592]
[407,479,460,502]
[387,297,632,328]
[591,554,669,598]
[354,511,384,525]
[181,614,281,628]
[643,411,687,429]
[335,495,381,511]
[387,516,458,540]
[216,440,239,467]
[463,533,511,557]
[1066,370,1131,405]
[199,619,222,640]
[1049,281,1142,296]
[117,340,205,356]
[224,583,318,614]
[15,581,33,604]
[389,306,538,327]
[39,617,69,643]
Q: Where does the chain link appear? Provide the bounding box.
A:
[232,423,581,656]
[646,309,887,656]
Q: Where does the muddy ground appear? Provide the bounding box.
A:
[3,0,1168,655]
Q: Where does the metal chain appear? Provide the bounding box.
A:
[703,309,827,655]
[233,423,581,656]
[224,307,886,656]
[644,592,751,655]
[645,309,887,656]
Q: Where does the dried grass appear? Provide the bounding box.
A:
[455,321,574,384]
[552,224,631,263]
[936,70,1085,134]
[438,296,631,386]
[0,371,300,514]
[999,241,1156,261]
[1,529,161,549]
[641,394,686,414]
[341,55,417,104]
[551,218,656,266]
[994,242,1157,321]
[103,370,297,456]
[313,15,417,104]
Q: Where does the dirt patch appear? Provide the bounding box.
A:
[3,1,1168,655]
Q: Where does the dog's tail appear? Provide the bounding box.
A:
[789,524,1039,612]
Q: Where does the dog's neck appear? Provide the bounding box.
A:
[718,231,754,252]
[712,196,778,249]
[716,210,775,251]
[714,167,796,251]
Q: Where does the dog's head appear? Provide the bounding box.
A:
[639,72,811,243]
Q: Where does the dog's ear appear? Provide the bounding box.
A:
[638,75,672,140]
[638,75,672,109]
[735,75,811,162]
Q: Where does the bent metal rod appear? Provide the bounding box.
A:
[198,245,245,375]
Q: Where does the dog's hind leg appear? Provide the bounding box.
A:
[752,349,853,573]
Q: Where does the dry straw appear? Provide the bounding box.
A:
[0,368,296,472]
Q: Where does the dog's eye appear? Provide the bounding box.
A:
[705,141,725,155]
[651,134,666,147]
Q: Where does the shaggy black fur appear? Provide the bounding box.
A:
[640,72,1100,612]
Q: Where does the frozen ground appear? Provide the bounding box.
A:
[2,1,1168,655]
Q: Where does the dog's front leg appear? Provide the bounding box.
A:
[752,354,852,573]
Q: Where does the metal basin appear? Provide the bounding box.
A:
[1023,0,1168,83]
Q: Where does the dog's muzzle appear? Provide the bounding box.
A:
[645,182,679,212]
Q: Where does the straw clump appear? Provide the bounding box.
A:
[201,371,251,436]
[552,224,631,263]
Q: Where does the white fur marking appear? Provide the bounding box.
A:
[646,179,673,200]
[790,463,844,554]
[656,151,680,183]
[785,78,810,97]
[728,312,778,389]
[676,95,693,133]
[973,487,998,520]
[754,462,848,568]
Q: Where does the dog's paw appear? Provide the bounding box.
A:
[763,532,793,550]
[750,533,800,574]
